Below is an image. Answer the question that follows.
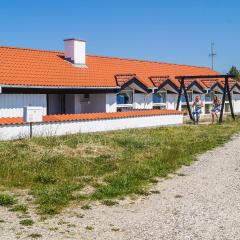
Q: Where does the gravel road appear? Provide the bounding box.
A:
[1,135,240,240]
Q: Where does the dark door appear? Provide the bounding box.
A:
[47,94,66,115]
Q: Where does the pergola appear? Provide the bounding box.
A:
[175,74,235,123]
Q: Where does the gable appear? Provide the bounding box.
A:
[186,80,206,93]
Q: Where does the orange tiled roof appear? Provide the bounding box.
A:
[0,117,23,125]
[114,74,136,86]
[0,110,182,126]
[0,46,221,88]
[149,76,180,88]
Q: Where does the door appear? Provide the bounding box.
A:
[47,94,66,115]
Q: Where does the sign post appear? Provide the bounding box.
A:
[23,106,44,138]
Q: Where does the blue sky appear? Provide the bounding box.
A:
[0,0,239,73]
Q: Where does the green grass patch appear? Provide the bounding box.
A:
[0,194,16,206]
[102,199,118,206]
[0,117,239,214]
[81,204,91,210]
[19,219,34,226]
[85,225,94,231]
[10,204,28,213]
[27,233,42,238]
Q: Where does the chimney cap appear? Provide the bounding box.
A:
[64,38,86,42]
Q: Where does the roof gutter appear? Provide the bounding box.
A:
[0,84,121,90]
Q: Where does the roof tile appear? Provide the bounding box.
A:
[0,46,221,88]
[0,110,182,126]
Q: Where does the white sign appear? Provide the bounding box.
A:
[23,106,43,123]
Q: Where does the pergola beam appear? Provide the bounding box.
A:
[175,74,236,123]
[176,77,194,122]
[175,74,235,79]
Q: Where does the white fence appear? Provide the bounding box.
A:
[0,114,183,140]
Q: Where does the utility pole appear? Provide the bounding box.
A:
[209,42,216,70]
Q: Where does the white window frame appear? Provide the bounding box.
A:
[116,88,134,109]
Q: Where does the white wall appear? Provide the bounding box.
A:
[134,93,153,109]
[64,39,86,65]
[0,94,47,118]
[166,94,176,110]
[233,94,240,113]
[0,114,183,140]
[79,94,106,113]
[144,93,153,109]
[106,94,117,112]
[134,93,145,109]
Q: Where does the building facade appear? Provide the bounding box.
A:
[0,38,239,119]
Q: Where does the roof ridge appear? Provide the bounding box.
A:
[0,45,217,71]
[0,45,62,54]
[87,54,214,70]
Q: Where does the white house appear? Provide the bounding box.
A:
[0,38,239,139]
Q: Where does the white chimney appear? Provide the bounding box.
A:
[64,38,86,67]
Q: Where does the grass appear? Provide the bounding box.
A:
[176,173,186,177]
[0,194,16,206]
[10,204,28,213]
[85,225,94,231]
[19,219,34,226]
[102,199,118,206]
[81,204,91,210]
[0,117,240,215]
[175,194,183,198]
[27,233,42,238]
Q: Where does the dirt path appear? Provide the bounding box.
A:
[1,135,240,240]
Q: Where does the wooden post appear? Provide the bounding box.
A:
[182,81,194,121]
[219,77,227,123]
[176,78,184,110]
[226,77,235,120]
[29,122,33,138]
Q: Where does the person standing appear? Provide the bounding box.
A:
[211,95,221,124]
[192,96,203,125]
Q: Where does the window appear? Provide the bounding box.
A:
[181,92,193,103]
[117,91,133,105]
[153,92,166,104]
[205,93,213,102]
